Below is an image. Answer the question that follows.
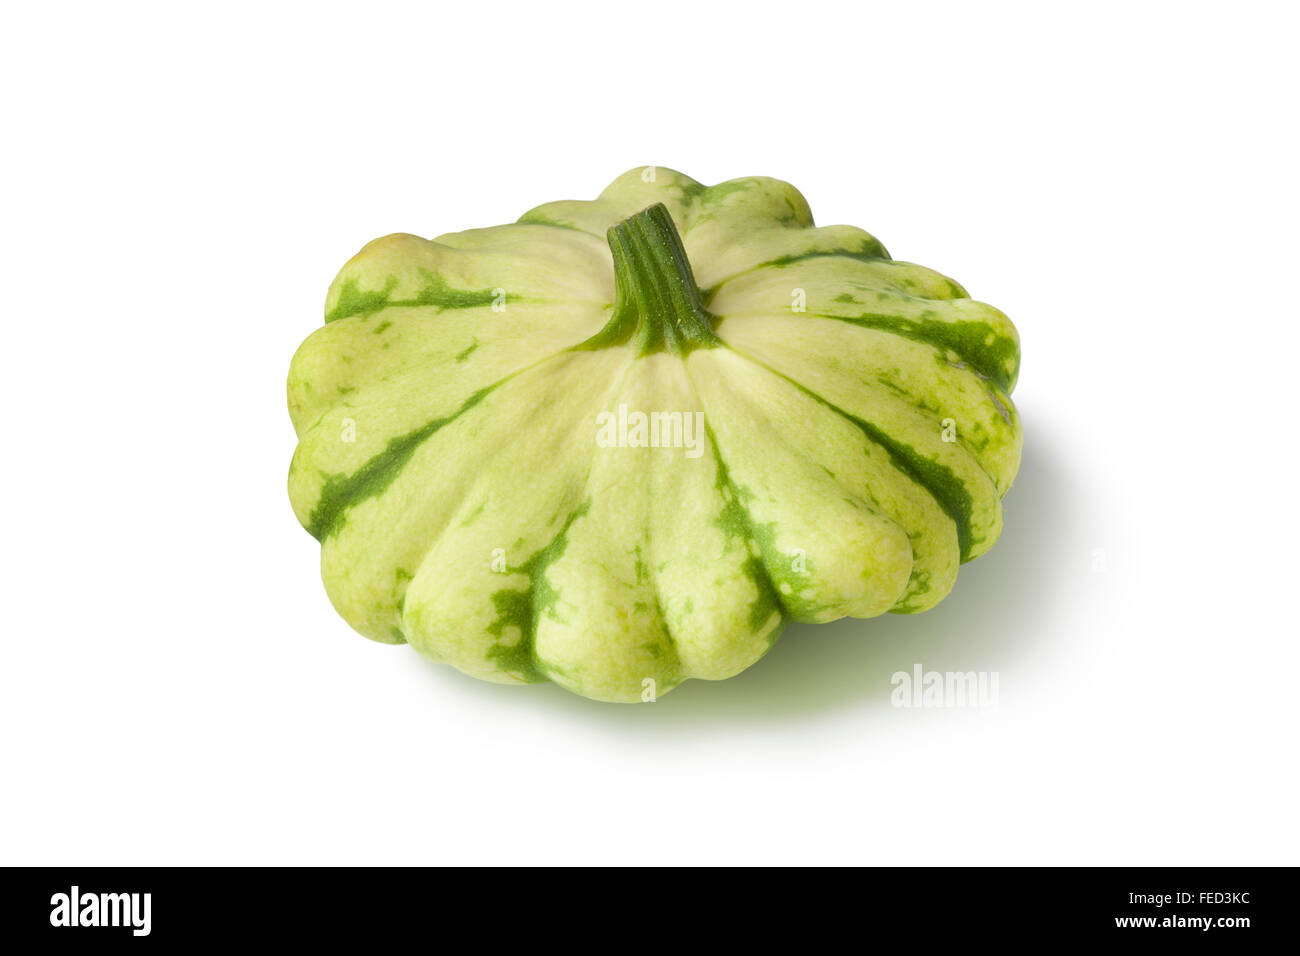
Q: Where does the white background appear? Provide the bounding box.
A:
[3,2,1296,865]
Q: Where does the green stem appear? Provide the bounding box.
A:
[585,203,719,355]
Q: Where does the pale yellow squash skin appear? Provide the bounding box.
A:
[287,167,1022,702]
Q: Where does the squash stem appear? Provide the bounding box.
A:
[598,203,719,355]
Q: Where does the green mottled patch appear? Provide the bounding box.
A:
[743,363,980,561]
[848,419,977,561]
[305,385,496,540]
[483,500,592,681]
[702,243,893,299]
[699,178,764,204]
[811,307,1018,392]
[326,270,504,323]
[674,178,708,204]
[515,212,583,231]
[893,560,934,615]
[327,277,397,323]
[707,430,786,638]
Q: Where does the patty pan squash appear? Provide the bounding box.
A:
[287,167,1021,703]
